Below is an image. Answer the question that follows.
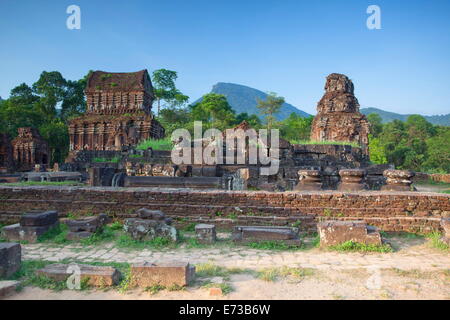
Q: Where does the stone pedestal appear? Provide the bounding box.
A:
[195,224,216,244]
[64,213,111,241]
[381,170,415,191]
[317,221,383,247]
[294,170,322,191]
[0,243,21,278]
[337,169,367,191]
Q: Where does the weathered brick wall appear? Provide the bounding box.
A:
[0,186,448,234]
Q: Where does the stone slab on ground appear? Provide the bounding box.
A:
[0,242,21,278]
[232,226,300,243]
[0,281,20,299]
[318,220,382,246]
[1,222,59,243]
[130,261,195,287]
[20,211,58,227]
[66,231,93,241]
[36,263,121,287]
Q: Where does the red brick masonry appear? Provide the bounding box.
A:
[0,186,448,234]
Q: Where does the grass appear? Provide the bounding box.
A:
[195,262,248,279]
[4,181,83,187]
[426,232,449,251]
[144,283,185,295]
[245,240,303,251]
[37,224,117,246]
[136,138,173,151]
[92,157,120,163]
[201,281,234,295]
[328,241,393,253]
[38,224,69,244]
[381,231,424,239]
[290,139,361,148]
[256,266,315,282]
[115,234,177,250]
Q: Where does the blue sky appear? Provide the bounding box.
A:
[0,0,449,115]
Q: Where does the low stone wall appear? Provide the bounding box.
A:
[414,172,450,184]
[0,186,448,234]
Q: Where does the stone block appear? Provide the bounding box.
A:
[0,243,21,278]
[65,213,110,233]
[136,208,166,221]
[66,231,93,241]
[0,281,20,298]
[232,226,300,244]
[195,224,216,244]
[20,210,58,227]
[2,222,59,243]
[130,261,195,287]
[36,263,121,287]
[124,218,177,241]
[317,220,382,246]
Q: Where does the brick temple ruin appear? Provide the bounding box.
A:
[10,127,50,172]
[310,73,370,154]
[67,70,164,155]
[0,134,13,173]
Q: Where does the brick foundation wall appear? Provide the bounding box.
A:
[0,186,448,234]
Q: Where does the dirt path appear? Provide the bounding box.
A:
[5,235,449,300]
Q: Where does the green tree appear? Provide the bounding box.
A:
[256,92,284,130]
[32,71,67,119]
[279,113,313,142]
[151,69,189,115]
[234,112,262,129]
[39,121,69,164]
[190,93,236,131]
[367,113,383,137]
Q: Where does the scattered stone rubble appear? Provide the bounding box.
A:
[124,208,177,241]
[64,213,111,240]
[317,220,383,247]
[232,226,301,245]
[2,211,59,243]
[36,263,121,287]
[0,242,21,278]
[130,261,195,287]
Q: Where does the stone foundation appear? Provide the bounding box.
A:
[0,186,448,234]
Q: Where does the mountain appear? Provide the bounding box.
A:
[193,82,311,120]
[361,107,450,126]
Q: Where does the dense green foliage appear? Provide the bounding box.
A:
[361,107,450,126]
[368,113,450,173]
[0,71,90,164]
